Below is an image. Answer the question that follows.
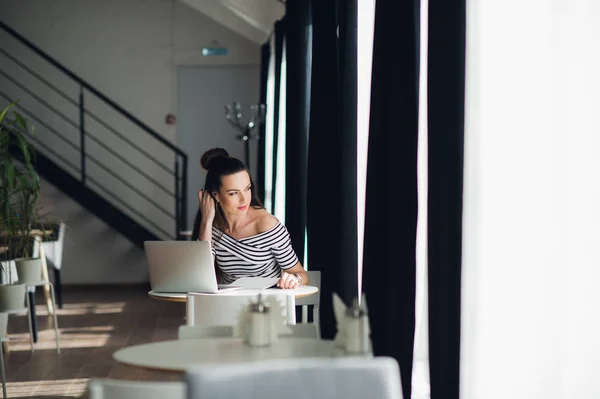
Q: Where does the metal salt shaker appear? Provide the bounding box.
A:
[248,294,271,347]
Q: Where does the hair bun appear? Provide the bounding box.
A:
[200,148,229,171]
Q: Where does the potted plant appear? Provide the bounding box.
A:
[0,196,23,336]
[13,185,48,285]
[0,100,43,314]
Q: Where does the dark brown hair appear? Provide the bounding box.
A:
[191,148,263,238]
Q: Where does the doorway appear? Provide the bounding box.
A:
[177,65,260,229]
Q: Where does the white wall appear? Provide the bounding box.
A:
[38,175,149,285]
[0,0,260,240]
[0,0,260,283]
[177,65,260,226]
[182,0,284,44]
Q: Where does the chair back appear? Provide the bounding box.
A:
[186,291,296,326]
[88,379,185,399]
[295,271,321,337]
[33,222,65,270]
[0,261,17,284]
[178,325,234,340]
[186,357,403,399]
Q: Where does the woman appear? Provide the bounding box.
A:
[191,148,308,289]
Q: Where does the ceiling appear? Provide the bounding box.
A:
[180,0,285,44]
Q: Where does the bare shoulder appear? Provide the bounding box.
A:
[253,209,279,233]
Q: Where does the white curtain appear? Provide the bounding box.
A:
[273,42,287,224]
[357,0,376,297]
[461,1,600,398]
[264,34,276,214]
[413,0,430,397]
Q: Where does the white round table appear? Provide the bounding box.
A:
[148,285,319,303]
[148,291,187,302]
[114,337,336,372]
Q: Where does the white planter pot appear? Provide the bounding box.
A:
[15,258,43,285]
[0,312,7,338]
[0,284,26,312]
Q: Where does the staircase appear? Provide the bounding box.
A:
[0,20,188,247]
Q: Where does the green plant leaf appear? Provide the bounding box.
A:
[12,111,28,132]
[5,162,15,186]
[0,99,45,277]
[0,100,17,125]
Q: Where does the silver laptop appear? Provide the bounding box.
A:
[144,241,241,294]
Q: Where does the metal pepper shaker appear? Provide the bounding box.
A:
[345,297,370,354]
[248,294,271,347]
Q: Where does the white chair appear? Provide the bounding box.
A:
[0,293,35,399]
[178,325,234,340]
[0,282,35,355]
[0,256,37,354]
[88,379,185,399]
[20,236,60,354]
[186,292,296,327]
[295,271,321,338]
[23,280,60,353]
[32,222,65,308]
[279,323,320,339]
[185,357,403,399]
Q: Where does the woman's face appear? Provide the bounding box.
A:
[214,171,252,215]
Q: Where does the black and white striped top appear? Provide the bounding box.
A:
[211,222,299,284]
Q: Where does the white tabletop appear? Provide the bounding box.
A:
[114,337,335,372]
[148,285,318,302]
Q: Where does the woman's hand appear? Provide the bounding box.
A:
[277,272,300,289]
[198,189,216,224]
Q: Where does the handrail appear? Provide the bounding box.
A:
[0,48,78,108]
[0,86,175,199]
[0,20,189,239]
[0,48,175,175]
[86,176,175,238]
[0,89,79,152]
[0,19,185,158]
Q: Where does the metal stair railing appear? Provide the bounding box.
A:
[0,20,188,240]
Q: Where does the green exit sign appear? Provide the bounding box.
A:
[202,47,228,56]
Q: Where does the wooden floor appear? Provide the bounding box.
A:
[4,285,185,398]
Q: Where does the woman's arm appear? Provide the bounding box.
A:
[258,213,307,289]
[196,189,216,242]
[198,220,213,242]
[278,262,309,289]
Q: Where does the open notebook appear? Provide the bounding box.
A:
[227,277,280,290]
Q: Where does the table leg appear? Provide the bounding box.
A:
[37,239,54,315]
[28,291,38,343]
[53,269,63,309]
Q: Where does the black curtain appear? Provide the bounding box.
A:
[362,0,420,398]
[306,0,358,340]
[337,0,359,307]
[284,0,311,264]
[427,0,466,397]
[306,0,340,340]
[256,41,270,203]
[270,20,285,213]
